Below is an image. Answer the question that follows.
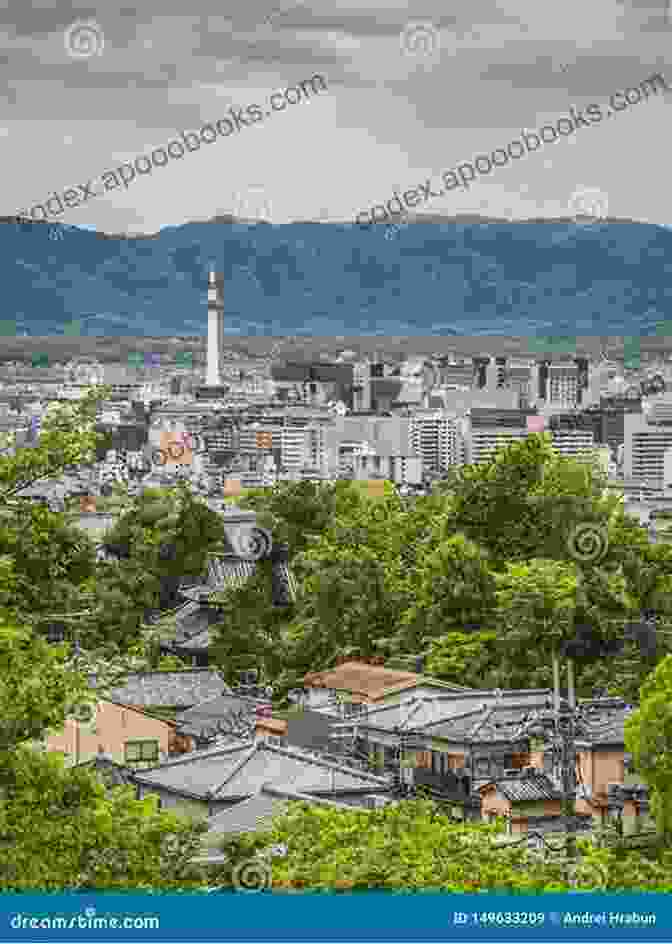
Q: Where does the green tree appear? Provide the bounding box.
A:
[625,654,672,841]
[237,480,339,557]
[0,747,207,890]
[213,799,672,891]
[0,389,207,891]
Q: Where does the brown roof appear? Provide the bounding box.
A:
[256,717,288,736]
[303,661,422,701]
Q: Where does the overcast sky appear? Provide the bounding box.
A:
[1,0,670,234]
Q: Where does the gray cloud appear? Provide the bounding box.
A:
[0,0,669,232]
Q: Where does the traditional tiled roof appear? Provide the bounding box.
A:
[131,740,392,801]
[178,555,297,605]
[424,701,551,743]
[304,662,439,702]
[481,773,561,803]
[161,600,224,652]
[205,783,352,838]
[175,692,269,739]
[97,670,228,709]
[575,701,633,748]
[347,689,552,734]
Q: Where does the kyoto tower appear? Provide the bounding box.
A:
[206,269,225,386]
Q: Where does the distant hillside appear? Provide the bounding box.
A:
[2,215,672,343]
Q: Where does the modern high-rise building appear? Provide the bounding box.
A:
[547,362,580,406]
[409,411,464,473]
[624,410,672,483]
[466,408,539,465]
[206,270,225,387]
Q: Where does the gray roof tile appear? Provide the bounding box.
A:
[205,784,356,837]
[131,740,392,800]
[175,693,264,738]
[484,774,561,803]
[352,689,552,735]
[99,670,228,708]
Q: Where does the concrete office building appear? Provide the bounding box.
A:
[466,408,539,465]
[550,426,596,458]
[353,453,423,486]
[623,411,672,484]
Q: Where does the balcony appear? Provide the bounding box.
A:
[413,766,472,799]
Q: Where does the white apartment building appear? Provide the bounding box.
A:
[466,409,540,465]
[623,411,672,483]
[550,428,596,458]
[353,453,423,485]
[279,427,312,470]
[408,411,463,474]
[664,445,672,489]
[467,426,529,465]
[547,363,580,406]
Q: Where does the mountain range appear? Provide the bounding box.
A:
[2,215,671,340]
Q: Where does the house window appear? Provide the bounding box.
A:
[266,735,286,747]
[475,757,490,777]
[124,740,160,765]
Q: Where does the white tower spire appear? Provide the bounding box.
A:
[206,269,224,386]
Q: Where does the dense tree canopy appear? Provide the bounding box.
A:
[625,654,672,841]
[210,437,672,703]
[2,393,672,889]
[214,799,672,892]
[0,391,210,890]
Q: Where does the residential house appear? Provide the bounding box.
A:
[175,692,288,749]
[130,739,394,819]
[478,770,565,836]
[93,669,228,723]
[571,699,653,834]
[335,688,553,814]
[298,660,475,718]
[41,697,187,768]
[282,708,339,754]
[201,783,360,849]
